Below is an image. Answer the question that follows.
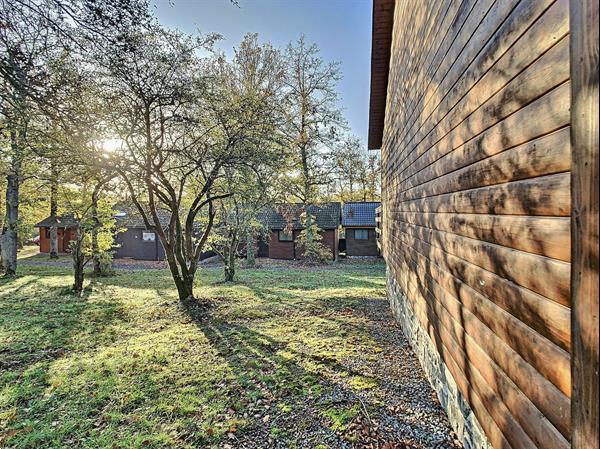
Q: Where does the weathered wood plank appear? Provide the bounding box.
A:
[384,0,494,155]
[392,212,570,261]
[378,2,575,447]
[388,218,571,349]
[395,220,571,305]
[384,0,448,139]
[390,230,572,397]
[389,81,571,192]
[398,36,570,184]
[390,254,571,438]
[393,0,566,177]
[570,0,600,446]
[397,127,570,204]
[398,266,570,447]
[393,172,570,216]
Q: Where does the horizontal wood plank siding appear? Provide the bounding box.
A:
[381,1,572,447]
[346,227,379,256]
[268,229,338,260]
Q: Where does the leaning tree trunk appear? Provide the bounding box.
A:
[1,131,22,277]
[246,228,256,268]
[49,162,59,259]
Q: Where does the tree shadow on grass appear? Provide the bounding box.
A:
[0,284,100,375]
[182,298,459,449]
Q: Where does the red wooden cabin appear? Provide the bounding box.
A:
[34,214,78,253]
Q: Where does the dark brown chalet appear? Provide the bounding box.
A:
[35,214,78,253]
[261,203,341,260]
[342,202,380,257]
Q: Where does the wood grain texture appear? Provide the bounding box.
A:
[377,1,574,447]
[393,0,567,179]
[396,262,570,446]
[390,229,572,397]
[570,0,600,447]
[392,212,570,261]
[390,255,571,440]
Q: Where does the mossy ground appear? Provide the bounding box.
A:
[1,250,390,448]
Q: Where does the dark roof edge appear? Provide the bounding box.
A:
[343,201,381,204]
[368,0,395,150]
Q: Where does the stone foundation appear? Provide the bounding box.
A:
[387,269,492,449]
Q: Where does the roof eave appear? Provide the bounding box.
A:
[368,0,395,151]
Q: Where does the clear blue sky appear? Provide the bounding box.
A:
[152,0,372,145]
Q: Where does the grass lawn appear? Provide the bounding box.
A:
[0,252,457,449]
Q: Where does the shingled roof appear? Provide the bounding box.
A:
[262,203,341,230]
[35,213,79,228]
[112,203,172,229]
[342,202,380,227]
[34,204,173,230]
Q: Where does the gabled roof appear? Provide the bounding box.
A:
[261,203,341,230]
[113,202,172,229]
[342,202,380,227]
[34,204,172,230]
[368,0,395,150]
[35,213,79,228]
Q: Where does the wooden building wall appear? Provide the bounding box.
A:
[267,229,338,260]
[268,230,297,260]
[113,228,165,261]
[380,1,573,448]
[38,227,75,253]
[346,227,379,256]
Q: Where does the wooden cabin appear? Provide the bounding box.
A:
[35,214,78,253]
[262,203,340,260]
[112,203,167,261]
[369,1,598,449]
[342,202,380,257]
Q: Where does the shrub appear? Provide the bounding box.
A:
[296,219,332,265]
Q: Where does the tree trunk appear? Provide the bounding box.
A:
[224,265,235,282]
[91,188,101,276]
[71,231,86,295]
[246,229,256,267]
[49,225,58,258]
[49,162,59,259]
[72,261,85,295]
[174,273,195,303]
[1,131,22,277]
[164,251,195,303]
[304,208,313,247]
[224,250,236,282]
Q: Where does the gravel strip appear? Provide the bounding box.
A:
[214,298,462,449]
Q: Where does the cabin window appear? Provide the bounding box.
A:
[278,230,293,241]
[354,229,369,240]
[142,231,156,242]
